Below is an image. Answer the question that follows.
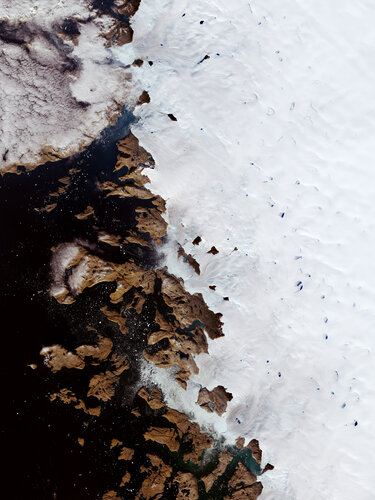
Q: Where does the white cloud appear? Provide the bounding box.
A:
[0,0,140,170]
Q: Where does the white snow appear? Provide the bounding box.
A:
[128,0,375,498]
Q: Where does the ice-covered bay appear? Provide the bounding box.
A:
[127,0,375,498]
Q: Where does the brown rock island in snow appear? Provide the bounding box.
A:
[197,385,234,416]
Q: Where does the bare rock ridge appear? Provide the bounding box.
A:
[197,385,233,416]
[178,244,201,275]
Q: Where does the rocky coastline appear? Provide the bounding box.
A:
[1,1,272,498]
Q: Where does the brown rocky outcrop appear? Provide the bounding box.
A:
[143,427,180,452]
[229,462,257,489]
[102,490,121,500]
[142,270,223,387]
[100,306,129,335]
[178,244,201,275]
[118,447,134,461]
[110,439,123,449]
[225,482,263,500]
[136,454,172,499]
[236,437,245,449]
[40,345,85,372]
[163,408,213,464]
[103,22,134,47]
[113,133,154,173]
[196,385,233,416]
[135,206,167,245]
[158,271,223,340]
[201,450,233,492]
[247,439,262,465]
[49,388,101,416]
[124,231,153,249]
[118,0,142,18]
[100,134,167,245]
[41,335,113,372]
[75,205,94,220]
[137,386,165,410]
[51,246,155,306]
[120,471,131,486]
[75,336,113,361]
[87,354,129,402]
[208,246,219,255]
[225,463,263,500]
[98,233,122,247]
[137,90,150,105]
[174,472,199,499]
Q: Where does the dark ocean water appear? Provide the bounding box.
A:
[0,109,152,499]
[0,107,262,499]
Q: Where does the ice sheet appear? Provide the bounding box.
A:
[125,0,375,498]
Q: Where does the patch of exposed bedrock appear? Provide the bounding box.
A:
[0,0,143,173]
[34,130,273,497]
[196,385,233,416]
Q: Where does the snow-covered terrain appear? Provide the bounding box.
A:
[0,0,140,170]
[127,0,375,498]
